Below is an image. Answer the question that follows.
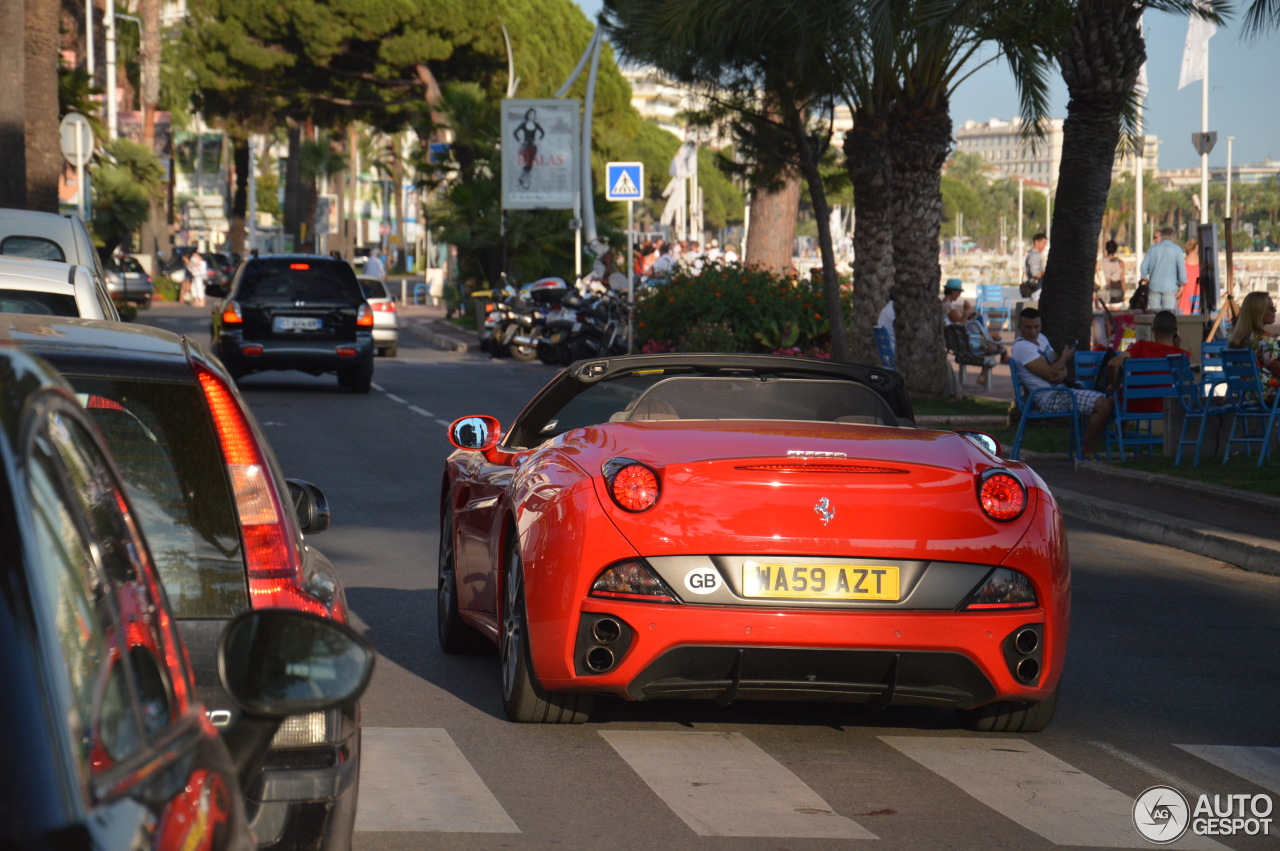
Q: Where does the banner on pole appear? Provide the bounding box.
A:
[1178,9,1216,90]
[501,98,579,210]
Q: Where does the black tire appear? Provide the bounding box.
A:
[956,682,1059,733]
[437,504,486,654]
[341,361,373,394]
[500,538,592,724]
[384,344,398,358]
[508,342,538,362]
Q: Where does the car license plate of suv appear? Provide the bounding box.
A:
[741,561,900,601]
[275,316,322,332]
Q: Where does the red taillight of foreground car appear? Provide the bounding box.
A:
[195,364,330,618]
[603,458,660,512]
[221,301,243,325]
[356,303,374,327]
[590,559,676,603]
[962,568,1038,610]
[978,470,1027,522]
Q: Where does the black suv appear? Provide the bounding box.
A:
[211,254,375,392]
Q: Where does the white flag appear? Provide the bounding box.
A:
[1135,14,1148,99]
[669,140,697,179]
[1177,9,1216,90]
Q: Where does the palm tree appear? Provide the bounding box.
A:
[1038,0,1226,352]
[24,0,61,212]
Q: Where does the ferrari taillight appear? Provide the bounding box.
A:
[603,458,660,512]
[221,301,243,324]
[195,364,331,619]
[357,303,374,327]
[962,568,1038,610]
[590,559,676,603]
[978,470,1027,522]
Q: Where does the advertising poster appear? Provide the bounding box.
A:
[501,98,579,210]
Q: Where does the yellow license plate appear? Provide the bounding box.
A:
[741,562,900,601]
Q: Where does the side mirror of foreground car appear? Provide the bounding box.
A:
[287,478,332,534]
[217,609,374,790]
[449,415,502,452]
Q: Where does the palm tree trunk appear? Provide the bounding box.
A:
[24,0,60,213]
[1042,0,1144,352]
[845,116,895,367]
[785,104,848,361]
[0,0,28,207]
[140,0,161,150]
[888,97,952,398]
[229,135,248,254]
[284,122,302,248]
[745,173,801,273]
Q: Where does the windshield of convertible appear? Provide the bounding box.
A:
[505,373,902,449]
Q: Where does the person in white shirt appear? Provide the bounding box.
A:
[186,252,208,306]
[875,298,896,356]
[363,248,386,283]
[722,244,739,264]
[649,244,677,279]
[1010,307,1112,457]
[705,239,722,263]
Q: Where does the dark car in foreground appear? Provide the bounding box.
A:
[210,254,375,392]
[441,354,1067,732]
[9,315,365,849]
[0,347,373,850]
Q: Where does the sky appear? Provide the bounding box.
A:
[572,1,1278,171]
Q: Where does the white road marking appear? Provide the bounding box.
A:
[1090,740,1208,797]
[600,731,873,839]
[882,736,1225,849]
[1178,744,1280,795]
[408,406,435,417]
[354,728,519,834]
[371,382,385,392]
[435,419,452,428]
[385,393,407,404]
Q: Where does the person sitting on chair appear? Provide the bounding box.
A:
[1011,307,1113,457]
[1106,310,1188,413]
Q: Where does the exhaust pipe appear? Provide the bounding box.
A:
[591,618,622,645]
[585,646,615,673]
[512,334,537,347]
[1016,657,1040,684]
[1014,628,1039,655]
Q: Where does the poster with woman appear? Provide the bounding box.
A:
[500,99,580,211]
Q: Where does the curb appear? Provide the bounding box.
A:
[1070,459,1280,515]
[1050,486,1280,577]
[401,318,477,353]
[917,414,1008,429]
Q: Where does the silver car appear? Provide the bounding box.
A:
[0,208,118,319]
[0,256,118,319]
[358,274,400,357]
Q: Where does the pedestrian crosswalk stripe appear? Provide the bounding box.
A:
[355,728,519,833]
[1177,744,1280,795]
[610,170,638,198]
[881,736,1227,849]
[600,730,874,839]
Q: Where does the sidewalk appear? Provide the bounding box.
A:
[394,291,1280,577]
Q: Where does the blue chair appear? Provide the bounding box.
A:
[977,283,1011,331]
[1009,362,1082,461]
[413,282,429,304]
[1200,340,1227,397]
[1170,354,1233,467]
[873,325,895,369]
[1219,349,1280,466]
[1107,357,1179,460]
[1074,350,1104,391]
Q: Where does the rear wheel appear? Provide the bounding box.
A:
[508,342,538,362]
[437,505,486,653]
[339,361,373,393]
[956,682,1059,733]
[383,344,398,358]
[500,539,592,724]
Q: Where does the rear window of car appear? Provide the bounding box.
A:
[67,376,250,619]
[1,235,65,262]
[238,260,361,304]
[0,291,78,316]
[359,279,388,299]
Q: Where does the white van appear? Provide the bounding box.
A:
[0,209,119,320]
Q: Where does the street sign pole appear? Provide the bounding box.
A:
[627,198,634,352]
[75,132,86,220]
[605,161,644,353]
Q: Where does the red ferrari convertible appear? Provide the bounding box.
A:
[439,354,1068,731]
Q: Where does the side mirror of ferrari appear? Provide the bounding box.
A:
[449,415,502,452]
[956,430,1001,456]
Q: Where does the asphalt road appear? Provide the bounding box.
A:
[140,304,1280,850]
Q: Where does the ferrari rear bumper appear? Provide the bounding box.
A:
[626,646,997,708]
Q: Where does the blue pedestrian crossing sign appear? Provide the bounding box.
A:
[606,162,644,201]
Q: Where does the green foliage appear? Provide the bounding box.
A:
[90,139,166,255]
[57,66,107,141]
[634,263,834,354]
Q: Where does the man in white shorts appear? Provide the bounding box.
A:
[1011,307,1112,457]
